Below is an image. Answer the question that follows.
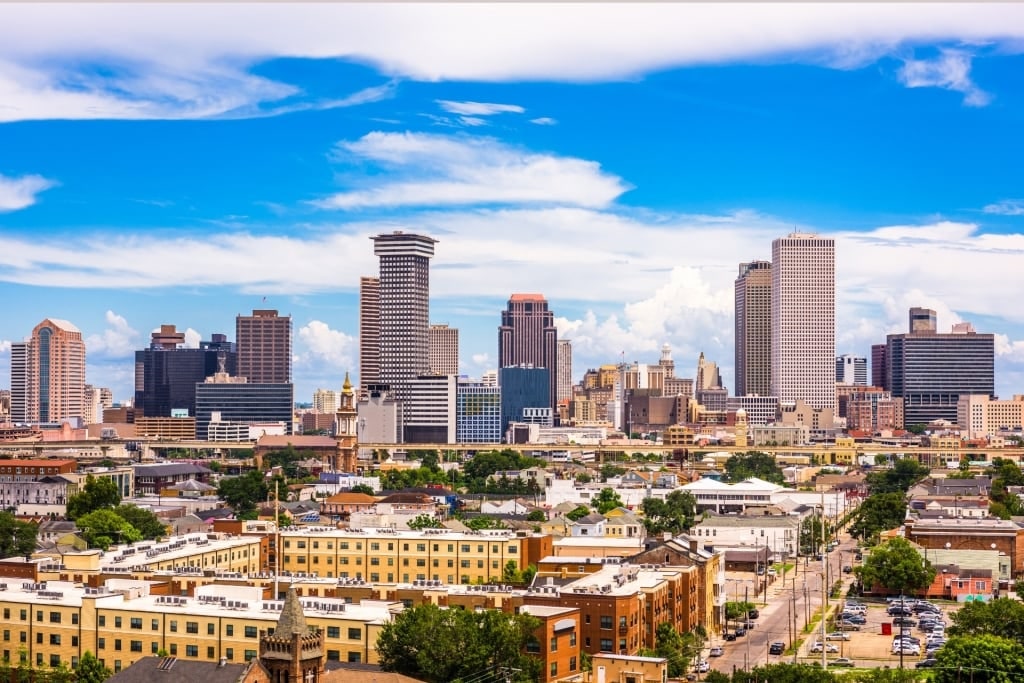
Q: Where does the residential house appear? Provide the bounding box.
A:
[570,513,606,537]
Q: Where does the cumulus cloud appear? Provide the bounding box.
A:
[86,310,140,357]
[0,340,10,354]
[313,132,630,210]
[983,199,1024,216]
[296,320,356,370]
[996,334,1024,363]
[183,328,202,348]
[0,173,56,212]
[436,100,525,116]
[897,49,991,106]
[0,5,1022,121]
[471,353,490,366]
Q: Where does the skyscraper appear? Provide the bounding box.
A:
[358,276,381,390]
[10,318,87,423]
[557,339,573,403]
[428,323,459,375]
[770,233,836,410]
[498,293,558,411]
[871,343,888,390]
[886,310,994,425]
[236,309,292,384]
[135,326,237,418]
[372,231,437,399]
[835,355,868,386]
[734,260,772,396]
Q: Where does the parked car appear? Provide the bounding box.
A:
[892,645,921,656]
[696,660,710,673]
[757,566,765,575]
[709,646,725,657]
[832,658,856,668]
[735,627,747,638]
[769,642,785,655]
[893,618,917,627]
[826,632,851,641]
[916,658,939,669]
[748,609,760,620]
[724,633,737,642]
[836,622,862,631]
[810,642,839,654]
[840,614,866,624]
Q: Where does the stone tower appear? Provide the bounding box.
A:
[734,408,749,449]
[259,586,324,683]
[335,372,359,473]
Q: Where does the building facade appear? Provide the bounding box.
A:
[500,366,552,436]
[402,374,456,443]
[427,324,459,376]
[135,328,236,419]
[456,379,502,443]
[835,354,868,386]
[557,340,573,405]
[10,319,87,424]
[734,260,771,397]
[871,343,888,390]
[236,310,292,385]
[499,294,558,412]
[357,276,381,392]
[958,394,1024,439]
[770,233,836,410]
[194,377,294,440]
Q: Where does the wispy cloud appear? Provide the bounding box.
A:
[530,117,557,126]
[436,100,525,116]
[897,49,991,106]
[983,199,1024,216]
[313,131,630,210]
[0,173,56,212]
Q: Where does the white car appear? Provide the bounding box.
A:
[810,642,839,653]
[695,660,710,673]
[826,632,851,641]
[893,645,921,656]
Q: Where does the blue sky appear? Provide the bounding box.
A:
[2,3,1024,405]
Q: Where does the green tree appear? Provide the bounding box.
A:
[66,475,122,520]
[0,512,37,557]
[848,492,907,543]
[75,651,112,683]
[113,504,166,540]
[640,490,696,535]
[376,603,541,683]
[906,423,928,435]
[845,670,925,683]
[988,459,1024,519]
[934,634,1024,683]
[464,515,507,531]
[593,488,624,514]
[599,464,626,482]
[724,601,755,621]
[575,472,592,484]
[855,537,935,596]
[866,458,929,494]
[723,451,785,485]
[799,515,831,554]
[947,597,1024,642]
[407,513,442,530]
[566,505,592,521]
[76,509,142,550]
[349,483,375,496]
[733,663,836,683]
[704,672,730,683]
[218,470,270,518]
[526,509,546,522]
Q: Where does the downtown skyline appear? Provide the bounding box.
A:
[2,4,1024,403]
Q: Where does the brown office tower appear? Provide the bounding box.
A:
[236,309,292,384]
[499,293,558,411]
[10,319,87,423]
[734,260,771,397]
[359,276,381,391]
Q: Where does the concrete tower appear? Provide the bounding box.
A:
[770,233,836,410]
[557,339,573,403]
[10,319,87,423]
[659,342,675,379]
[734,260,772,396]
[428,323,460,375]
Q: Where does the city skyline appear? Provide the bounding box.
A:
[2,4,1024,403]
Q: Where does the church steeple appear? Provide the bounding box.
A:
[335,371,359,473]
[259,586,324,683]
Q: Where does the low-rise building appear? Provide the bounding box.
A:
[692,512,799,560]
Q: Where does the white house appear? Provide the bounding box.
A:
[692,512,801,559]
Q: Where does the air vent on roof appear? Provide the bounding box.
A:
[157,657,177,671]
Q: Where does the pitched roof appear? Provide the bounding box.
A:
[322,664,426,683]
[275,586,309,636]
[135,463,212,477]
[107,657,251,683]
[324,492,378,505]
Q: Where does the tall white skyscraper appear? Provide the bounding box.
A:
[770,233,836,410]
[428,323,459,375]
[556,339,573,403]
[835,355,868,386]
[372,231,438,401]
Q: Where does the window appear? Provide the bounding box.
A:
[151,642,158,654]
[1,609,7,620]
[2,631,6,642]
[18,632,24,644]
[35,611,42,623]
[36,633,41,645]
[245,626,258,638]
[569,656,577,672]
[152,619,159,631]
[185,645,198,657]
[208,623,216,635]
[348,628,361,640]
[550,663,557,678]
[244,650,256,662]
[49,634,61,645]
[226,625,234,636]
[326,650,339,661]
[570,632,577,646]
[207,647,215,659]
[186,622,198,634]
[169,621,177,633]
[98,638,106,650]
[130,641,142,653]
[73,613,79,626]
[347,652,361,663]
[170,644,177,655]
[130,618,142,630]
[600,639,613,652]
[225,648,234,661]
[49,612,61,624]
[114,640,122,651]
[19,610,26,622]
[327,627,340,639]
[114,616,122,628]
[600,616,613,629]
[50,655,60,668]
[550,636,558,652]
[98,615,105,627]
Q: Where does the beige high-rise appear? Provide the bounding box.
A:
[10,318,87,423]
[359,276,381,390]
[771,233,835,410]
[236,309,292,384]
[428,323,459,375]
[734,261,771,397]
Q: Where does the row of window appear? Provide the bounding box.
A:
[3,630,77,646]
[2,609,79,624]
[285,540,511,553]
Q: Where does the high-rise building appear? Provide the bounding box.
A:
[403,374,457,443]
[835,355,868,386]
[909,307,938,334]
[658,343,675,379]
[236,309,292,384]
[557,339,573,403]
[10,319,87,423]
[135,327,237,418]
[372,232,437,400]
[428,323,460,375]
[695,352,722,391]
[456,378,502,443]
[886,310,995,425]
[871,343,888,390]
[358,276,381,390]
[498,293,558,412]
[194,375,294,440]
[499,365,552,434]
[734,260,772,396]
[312,388,340,413]
[770,233,836,410]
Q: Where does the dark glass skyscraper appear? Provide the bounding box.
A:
[134,326,236,418]
[499,365,551,435]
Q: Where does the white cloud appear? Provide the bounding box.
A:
[436,100,524,116]
[296,320,356,370]
[897,49,991,106]
[983,200,1024,216]
[530,117,557,126]
[471,353,490,366]
[183,328,202,349]
[86,310,140,357]
[0,340,10,354]
[0,5,1023,120]
[996,334,1024,363]
[314,131,630,210]
[0,173,56,212]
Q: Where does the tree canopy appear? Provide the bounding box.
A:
[407,513,442,530]
[376,603,542,683]
[948,598,1024,642]
[0,512,37,557]
[66,474,121,520]
[114,504,166,540]
[566,505,592,521]
[218,470,270,519]
[594,488,624,514]
[855,537,935,595]
[989,458,1024,519]
[848,492,907,543]
[76,651,112,683]
[76,509,142,550]
[866,458,929,495]
[934,634,1024,683]
[349,483,375,496]
[640,490,696,535]
[723,451,784,485]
